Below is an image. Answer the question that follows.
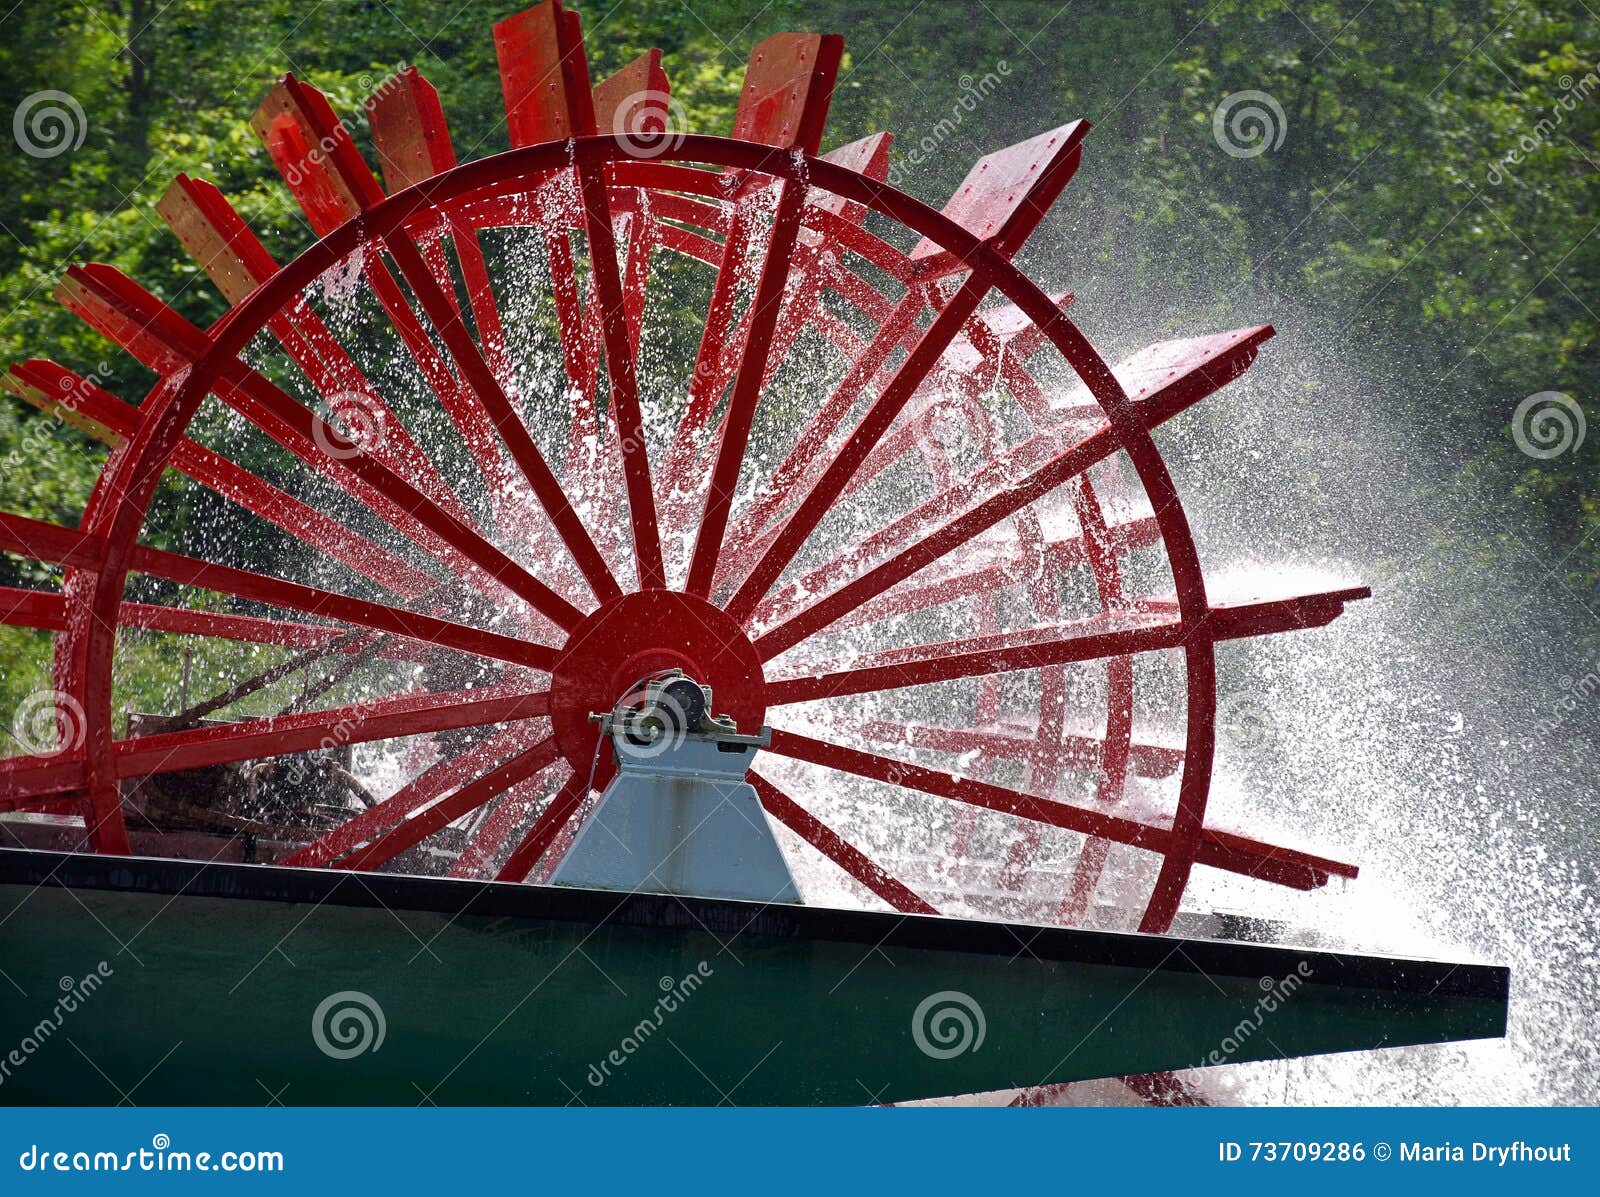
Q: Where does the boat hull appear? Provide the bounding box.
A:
[0,848,1507,1105]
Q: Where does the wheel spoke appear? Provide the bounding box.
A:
[496,768,586,882]
[685,179,813,597]
[5,360,435,600]
[767,588,1370,696]
[574,162,666,588]
[719,287,925,575]
[286,722,548,868]
[128,541,554,670]
[114,685,549,778]
[765,727,1356,890]
[766,610,1177,703]
[335,735,560,872]
[777,517,1162,635]
[839,718,1183,780]
[385,227,624,601]
[749,771,935,913]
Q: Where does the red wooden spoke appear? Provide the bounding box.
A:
[527,789,598,881]
[494,0,660,586]
[1058,475,1138,921]
[574,162,666,588]
[156,174,475,527]
[553,217,603,477]
[4,360,435,600]
[748,327,1267,636]
[766,728,1356,891]
[685,178,814,597]
[496,768,587,882]
[384,227,624,601]
[723,385,970,603]
[724,278,987,620]
[54,263,581,626]
[0,585,430,660]
[720,286,927,572]
[448,770,556,880]
[287,722,549,868]
[767,590,1368,703]
[749,771,936,913]
[673,201,754,452]
[335,735,561,872]
[819,518,1162,635]
[252,76,525,521]
[113,686,549,779]
[126,540,553,669]
[841,717,1182,781]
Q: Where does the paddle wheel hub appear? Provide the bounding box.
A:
[548,590,766,778]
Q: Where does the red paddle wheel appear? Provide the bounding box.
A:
[0,0,1363,944]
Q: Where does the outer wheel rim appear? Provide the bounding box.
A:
[55,133,1216,933]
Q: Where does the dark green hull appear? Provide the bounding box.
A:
[0,848,1507,1105]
